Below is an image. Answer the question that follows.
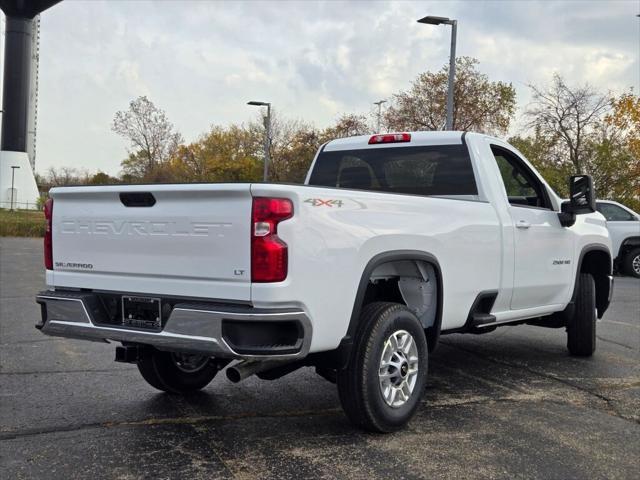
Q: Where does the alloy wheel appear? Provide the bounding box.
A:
[378,330,419,408]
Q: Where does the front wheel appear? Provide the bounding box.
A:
[137,349,219,394]
[623,248,640,278]
[567,273,596,356]
[337,302,428,433]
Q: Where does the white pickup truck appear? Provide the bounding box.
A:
[595,200,640,278]
[36,131,614,432]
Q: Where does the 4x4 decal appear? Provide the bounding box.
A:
[304,198,344,208]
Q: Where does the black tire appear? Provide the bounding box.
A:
[137,349,219,394]
[337,302,428,433]
[623,248,640,278]
[567,273,596,356]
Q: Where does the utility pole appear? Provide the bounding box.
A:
[247,101,272,181]
[373,100,387,132]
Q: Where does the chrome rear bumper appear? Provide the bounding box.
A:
[36,290,312,360]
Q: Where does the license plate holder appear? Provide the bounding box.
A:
[122,296,162,330]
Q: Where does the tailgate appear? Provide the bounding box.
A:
[49,184,252,301]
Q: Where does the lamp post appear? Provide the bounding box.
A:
[10,165,20,211]
[247,101,271,182]
[417,15,457,130]
[373,100,387,132]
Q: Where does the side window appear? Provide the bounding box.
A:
[490,146,550,209]
[596,203,635,221]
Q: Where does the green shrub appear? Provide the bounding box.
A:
[0,209,45,237]
[36,194,49,211]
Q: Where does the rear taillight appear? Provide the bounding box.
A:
[251,197,293,282]
[368,133,411,144]
[44,198,53,270]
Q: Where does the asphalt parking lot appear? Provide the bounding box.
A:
[1,236,639,479]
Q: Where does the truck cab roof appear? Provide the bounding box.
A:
[323,131,470,151]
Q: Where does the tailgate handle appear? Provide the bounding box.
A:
[120,192,156,207]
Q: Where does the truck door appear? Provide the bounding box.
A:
[489,145,575,310]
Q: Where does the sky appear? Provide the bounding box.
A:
[1,0,639,175]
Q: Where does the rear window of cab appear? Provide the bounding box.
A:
[308,145,477,197]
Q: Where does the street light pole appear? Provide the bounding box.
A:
[417,15,458,130]
[373,100,387,132]
[10,165,20,211]
[265,103,271,182]
[247,101,272,182]
[446,20,457,131]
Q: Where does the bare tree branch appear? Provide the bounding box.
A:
[112,96,183,179]
[524,74,611,174]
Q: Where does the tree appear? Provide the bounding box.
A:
[45,166,90,186]
[119,151,150,180]
[509,130,573,196]
[583,128,639,210]
[168,125,262,183]
[112,96,183,180]
[322,113,371,139]
[586,94,640,211]
[524,74,610,174]
[88,171,119,185]
[249,113,316,183]
[384,57,516,134]
[515,85,639,211]
[606,91,640,176]
[272,125,323,183]
[262,113,373,184]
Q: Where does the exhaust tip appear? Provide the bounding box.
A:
[226,366,242,383]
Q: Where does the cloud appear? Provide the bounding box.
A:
[21,0,638,174]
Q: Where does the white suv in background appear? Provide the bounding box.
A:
[596,201,640,278]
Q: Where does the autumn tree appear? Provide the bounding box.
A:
[516,81,638,210]
[248,112,314,183]
[606,91,640,176]
[583,128,638,210]
[384,57,516,134]
[594,91,640,210]
[322,113,372,139]
[120,151,150,180]
[260,113,374,184]
[112,96,183,180]
[88,171,119,185]
[509,129,572,195]
[168,125,262,183]
[271,126,324,183]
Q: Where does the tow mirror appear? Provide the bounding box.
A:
[558,175,596,227]
[569,175,596,214]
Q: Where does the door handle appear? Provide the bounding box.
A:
[516,220,531,229]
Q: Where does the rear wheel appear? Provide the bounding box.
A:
[567,273,596,356]
[137,349,219,394]
[623,248,640,278]
[337,302,428,433]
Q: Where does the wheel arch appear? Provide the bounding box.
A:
[345,250,443,352]
[618,236,640,259]
[573,245,613,319]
